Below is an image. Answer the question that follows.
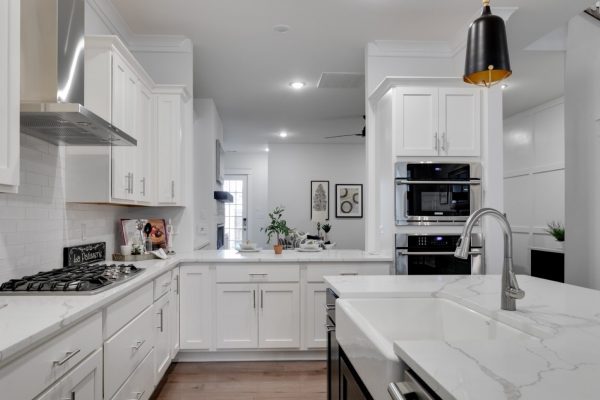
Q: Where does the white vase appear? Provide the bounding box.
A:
[556,241,565,251]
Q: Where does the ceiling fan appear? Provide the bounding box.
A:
[325,115,366,139]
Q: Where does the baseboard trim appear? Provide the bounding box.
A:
[175,350,326,362]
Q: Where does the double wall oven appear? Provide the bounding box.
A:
[395,233,484,275]
[395,162,481,225]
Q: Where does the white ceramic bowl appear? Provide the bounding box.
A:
[324,243,336,250]
[240,242,257,250]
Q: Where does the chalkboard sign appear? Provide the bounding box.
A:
[63,242,106,267]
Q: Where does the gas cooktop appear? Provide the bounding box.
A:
[0,264,144,295]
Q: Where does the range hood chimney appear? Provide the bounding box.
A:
[20,0,136,146]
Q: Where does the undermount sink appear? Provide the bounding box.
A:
[336,297,536,400]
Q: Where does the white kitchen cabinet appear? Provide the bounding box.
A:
[154,291,171,383]
[180,265,212,350]
[170,267,181,358]
[216,283,258,349]
[0,0,19,192]
[393,87,481,157]
[258,283,300,349]
[135,81,155,203]
[36,349,103,400]
[438,88,481,157]
[394,88,438,157]
[155,88,185,205]
[216,282,301,350]
[111,52,138,202]
[305,283,328,348]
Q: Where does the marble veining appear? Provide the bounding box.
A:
[326,275,600,400]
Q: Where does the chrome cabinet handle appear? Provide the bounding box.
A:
[324,304,335,311]
[398,250,481,256]
[131,339,146,351]
[433,132,438,151]
[176,275,180,294]
[128,391,145,400]
[171,180,175,199]
[388,382,412,400]
[325,323,335,332]
[157,309,164,332]
[395,179,481,185]
[260,290,264,309]
[53,349,81,366]
[340,272,358,276]
[253,290,256,309]
[441,132,448,152]
[140,177,146,196]
[130,173,134,194]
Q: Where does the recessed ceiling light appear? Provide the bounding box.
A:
[279,131,288,138]
[273,24,291,33]
[289,81,305,90]
[501,84,509,90]
[265,147,270,152]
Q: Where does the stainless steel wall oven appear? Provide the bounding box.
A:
[395,162,482,225]
[395,233,484,275]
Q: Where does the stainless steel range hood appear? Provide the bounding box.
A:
[20,0,136,146]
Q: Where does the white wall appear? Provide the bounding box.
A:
[564,14,600,289]
[268,143,366,250]
[224,152,269,247]
[504,98,565,275]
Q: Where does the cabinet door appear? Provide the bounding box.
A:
[258,283,300,349]
[111,53,137,201]
[306,283,327,348]
[216,283,258,349]
[36,349,103,400]
[0,0,19,191]
[154,293,171,383]
[439,88,481,157]
[170,267,180,357]
[135,82,154,203]
[394,88,439,157]
[180,265,212,350]
[156,94,181,204]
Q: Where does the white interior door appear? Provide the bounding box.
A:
[224,175,248,249]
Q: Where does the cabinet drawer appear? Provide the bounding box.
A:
[306,263,391,283]
[105,282,153,339]
[154,271,172,300]
[216,263,299,283]
[104,305,154,399]
[111,348,154,400]
[0,312,102,400]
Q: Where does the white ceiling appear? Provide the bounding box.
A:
[111,0,593,151]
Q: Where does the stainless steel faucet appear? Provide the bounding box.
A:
[454,208,525,311]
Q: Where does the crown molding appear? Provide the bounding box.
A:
[86,0,192,54]
[369,6,519,60]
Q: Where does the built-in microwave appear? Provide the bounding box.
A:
[395,162,482,225]
[395,233,484,275]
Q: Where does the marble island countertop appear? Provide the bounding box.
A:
[0,249,390,367]
[325,275,600,400]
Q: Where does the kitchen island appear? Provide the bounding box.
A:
[325,274,600,400]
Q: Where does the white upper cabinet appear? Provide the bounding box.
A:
[135,82,154,203]
[438,88,481,157]
[155,88,185,205]
[392,86,481,158]
[394,88,439,157]
[0,0,19,192]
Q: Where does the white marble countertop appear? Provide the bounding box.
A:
[325,275,600,400]
[0,249,390,367]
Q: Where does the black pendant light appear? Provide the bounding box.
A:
[464,0,511,87]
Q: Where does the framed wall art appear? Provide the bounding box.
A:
[310,180,329,221]
[335,184,363,218]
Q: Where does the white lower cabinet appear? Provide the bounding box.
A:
[153,293,171,383]
[112,349,154,400]
[216,282,300,350]
[258,283,300,348]
[216,283,259,349]
[305,283,328,348]
[104,305,154,399]
[179,265,212,350]
[36,348,103,400]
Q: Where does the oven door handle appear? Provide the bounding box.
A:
[398,250,482,256]
[395,179,481,185]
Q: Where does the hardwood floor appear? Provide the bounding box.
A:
[153,361,327,400]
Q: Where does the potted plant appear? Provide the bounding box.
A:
[322,223,331,242]
[545,221,565,249]
[261,206,290,254]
